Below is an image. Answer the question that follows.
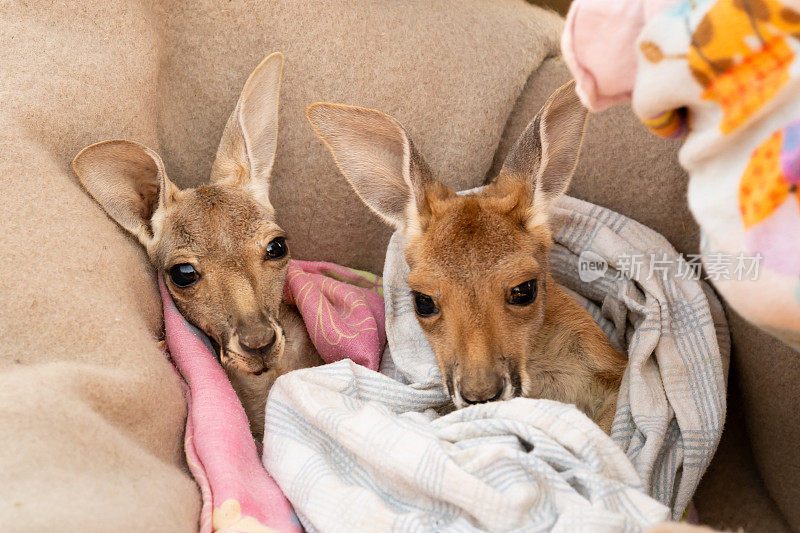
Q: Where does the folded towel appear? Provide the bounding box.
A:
[160,259,386,532]
[263,195,730,531]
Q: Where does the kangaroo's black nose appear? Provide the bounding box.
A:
[460,379,505,405]
[238,326,276,351]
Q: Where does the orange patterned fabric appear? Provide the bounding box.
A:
[701,35,793,134]
[739,130,793,228]
[686,0,800,134]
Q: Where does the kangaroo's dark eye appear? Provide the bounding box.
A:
[169,263,199,288]
[265,237,288,260]
[412,291,439,317]
[508,279,537,306]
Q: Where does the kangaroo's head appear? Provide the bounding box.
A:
[74,52,290,375]
[308,81,587,406]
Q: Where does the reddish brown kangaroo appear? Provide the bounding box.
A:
[307,81,626,433]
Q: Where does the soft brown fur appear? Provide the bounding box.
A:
[308,82,627,433]
[72,53,322,439]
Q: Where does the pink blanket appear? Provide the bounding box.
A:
[160,260,385,532]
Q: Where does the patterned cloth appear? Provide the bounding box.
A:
[263,194,730,530]
[634,0,800,348]
[563,0,800,349]
[160,260,386,533]
[284,260,385,371]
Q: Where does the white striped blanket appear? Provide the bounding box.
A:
[263,195,730,532]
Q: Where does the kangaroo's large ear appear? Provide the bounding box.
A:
[73,139,178,248]
[496,80,587,229]
[210,51,284,209]
[307,103,449,233]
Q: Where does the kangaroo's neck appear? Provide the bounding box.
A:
[534,273,626,382]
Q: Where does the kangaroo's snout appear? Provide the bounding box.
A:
[459,376,504,405]
[237,316,277,352]
[226,315,283,374]
[453,364,511,407]
[235,325,277,369]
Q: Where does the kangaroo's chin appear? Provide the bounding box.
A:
[220,346,269,375]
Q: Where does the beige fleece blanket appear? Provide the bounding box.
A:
[0,1,735,530]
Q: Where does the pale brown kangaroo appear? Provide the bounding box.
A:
[73,52,322,440]
[307,81,627,434]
